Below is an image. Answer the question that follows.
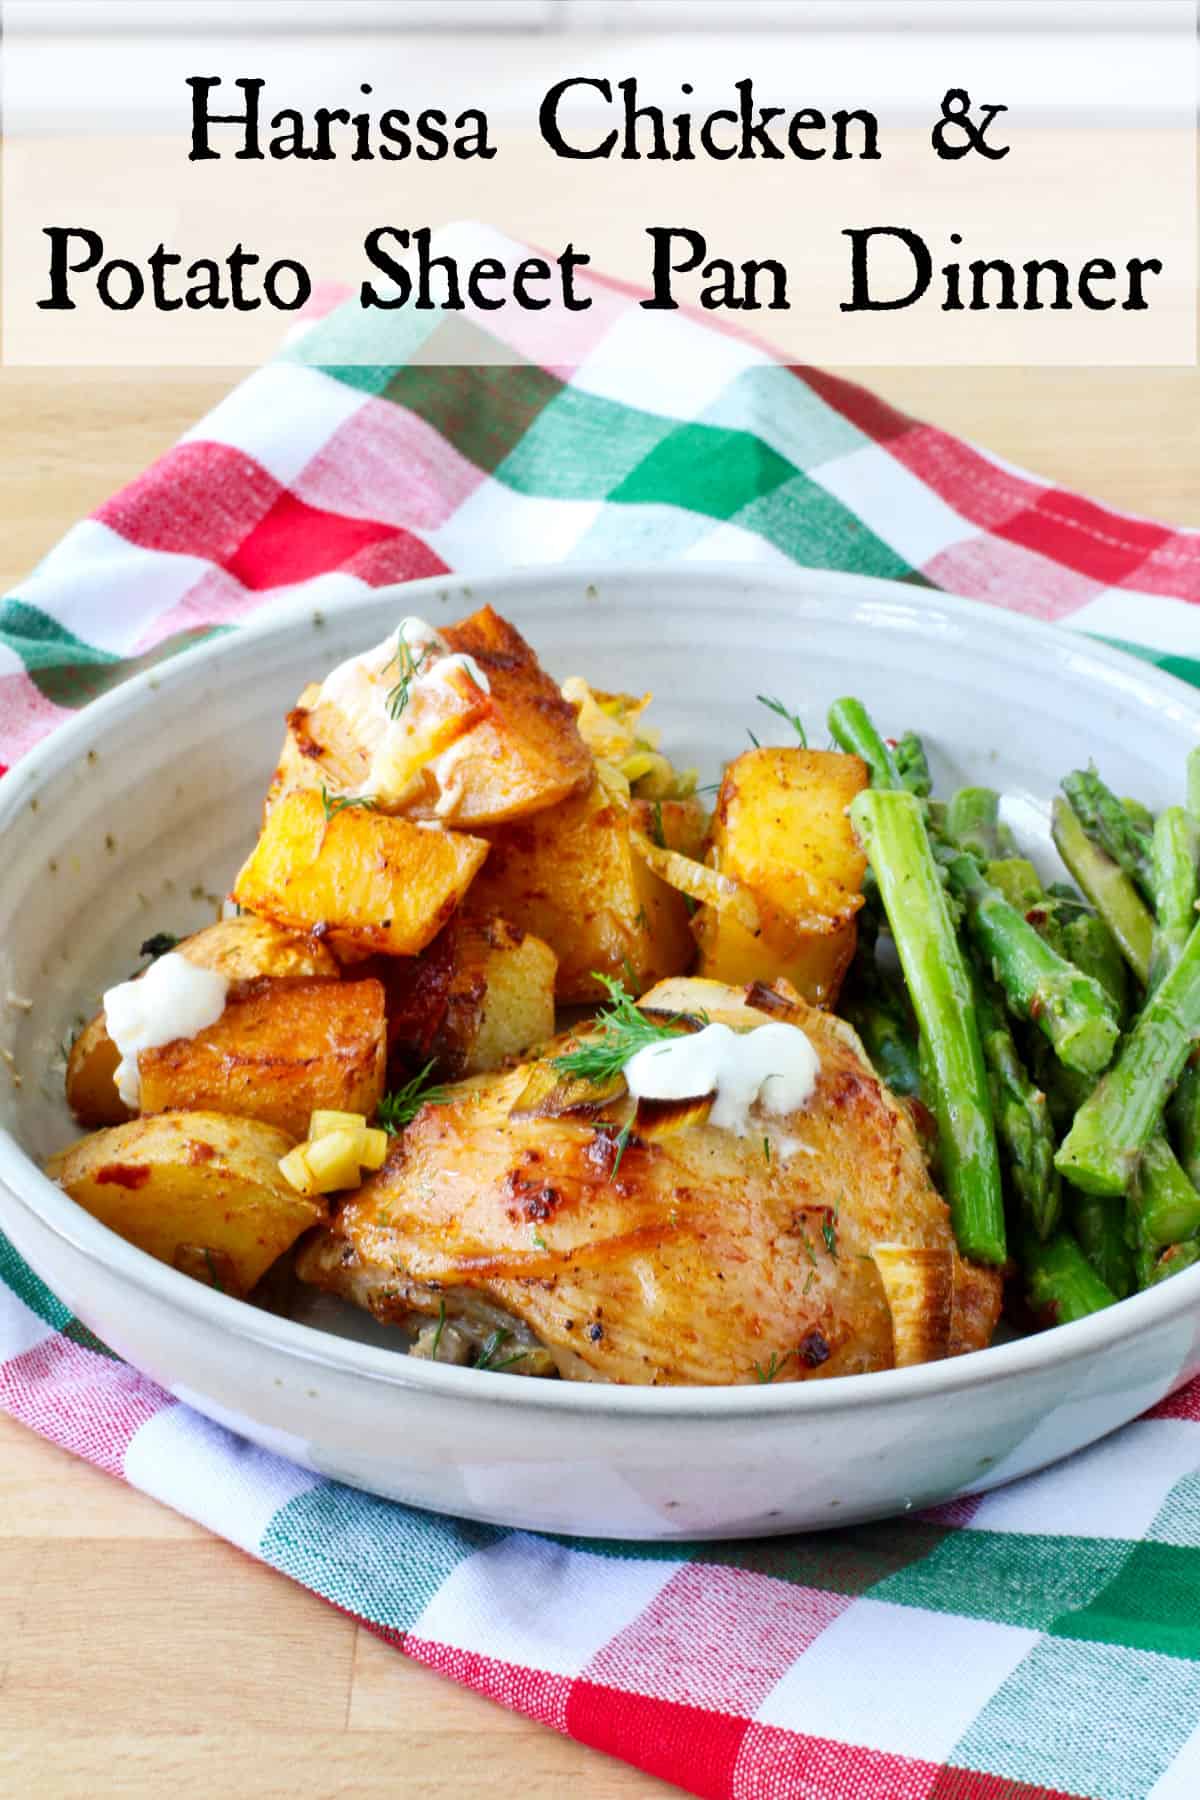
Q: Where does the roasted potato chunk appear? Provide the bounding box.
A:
[695,906,858,1011]
[51,1111,324,1295]
[268,667,489,819]
[465,773,695,1003]
[66,1014,130,1129]
[426,607,593,825]
[137,976,386,1140]
[65,915,340,1129]
[233,789,489,958]
[712,748,868,923]
[434,918,557,1077]
[268,608,592,828]
[697,748,869,1006]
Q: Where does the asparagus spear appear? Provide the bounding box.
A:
[1171,1069,1200,1191]
[1149,806,1200,992]
[945,787,1015,862]
[1023,1229,1119,1325]
[1146,1240,1200,1286]
[1130,1133,1200,1250]
[1051,797,1154,985]
[1056,919,1200,1195]
[988,857,1045,913]
[1068,1193,1134,1299]
[1061,914,1129,1025]
[840,918,923,1100]
[973,968,1061,1240]
[828,699,902,791]
[1168,762,1200,1185]
[1063,767,1155,902]
[1123,797,1155,838]
[849,788,1006,1266]
[939,850,1120,1076]
[894,731,932,799]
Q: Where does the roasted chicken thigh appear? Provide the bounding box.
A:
[297,978,1002,1384]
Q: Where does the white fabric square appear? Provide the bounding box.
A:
[411,1534,675,1678]
[680,518,799,567]
[0,1281,61,1362]
[1149,1712,1200,1798]
[124,1402,319,1553]
[756,1596,1038,1761]
[968,1419,1200,1541]
[572,306,766,421]
[1068,589,1200,658]
[182,363,367,487]
[427,481,602,568]
[19,521,211,655]
[809,441,973,567]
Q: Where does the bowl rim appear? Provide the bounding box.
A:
[3,559,1200,1421]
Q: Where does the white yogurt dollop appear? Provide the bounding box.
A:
[623,1020,820,1149]
[104,952,229,1107]
[315,618,488,803]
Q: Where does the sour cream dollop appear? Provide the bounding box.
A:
[104,952,229,1107]
[623,1020,820,1149]
[315,618,489,803]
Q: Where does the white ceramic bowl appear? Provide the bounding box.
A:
[3,565,1200,1541]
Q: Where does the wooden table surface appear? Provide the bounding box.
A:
[1,363,1198,1799]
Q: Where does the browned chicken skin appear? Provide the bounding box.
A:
[297,979,1002,1383]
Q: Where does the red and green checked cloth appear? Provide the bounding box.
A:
[4,226,1200,1800]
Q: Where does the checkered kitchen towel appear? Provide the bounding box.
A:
[4,226,1200,1800]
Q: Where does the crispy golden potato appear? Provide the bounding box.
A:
[173,914,340,982]
[267,671,489,819]
[268,608,592,829]
[697,748,869,1007]
[66,1015,130,1129]
[712,748,868,923]
[465,773,695,1003]
[65,916,341,1130]
[51,1111,324,1296]
[233,789,489,958]
[298,977,1001,1383]
[435,918,557,1077]
[426,607,594,825]
[694,906,858,1011]
[138,976,386,1140]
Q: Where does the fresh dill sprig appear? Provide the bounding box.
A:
[429,1298,447,1360]
[549,973,685,1087]
[475,1327,528,1373]
[385,637,429,719]
[762,1136,771,1164]
[377,1060,451,1134]
[752,1349,792,1384]
[651,800,666,847]
[757,694,808,746]
[821,1206,840,1261]
[320,784,379,821]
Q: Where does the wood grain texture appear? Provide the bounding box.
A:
[1,363,1197,1794]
